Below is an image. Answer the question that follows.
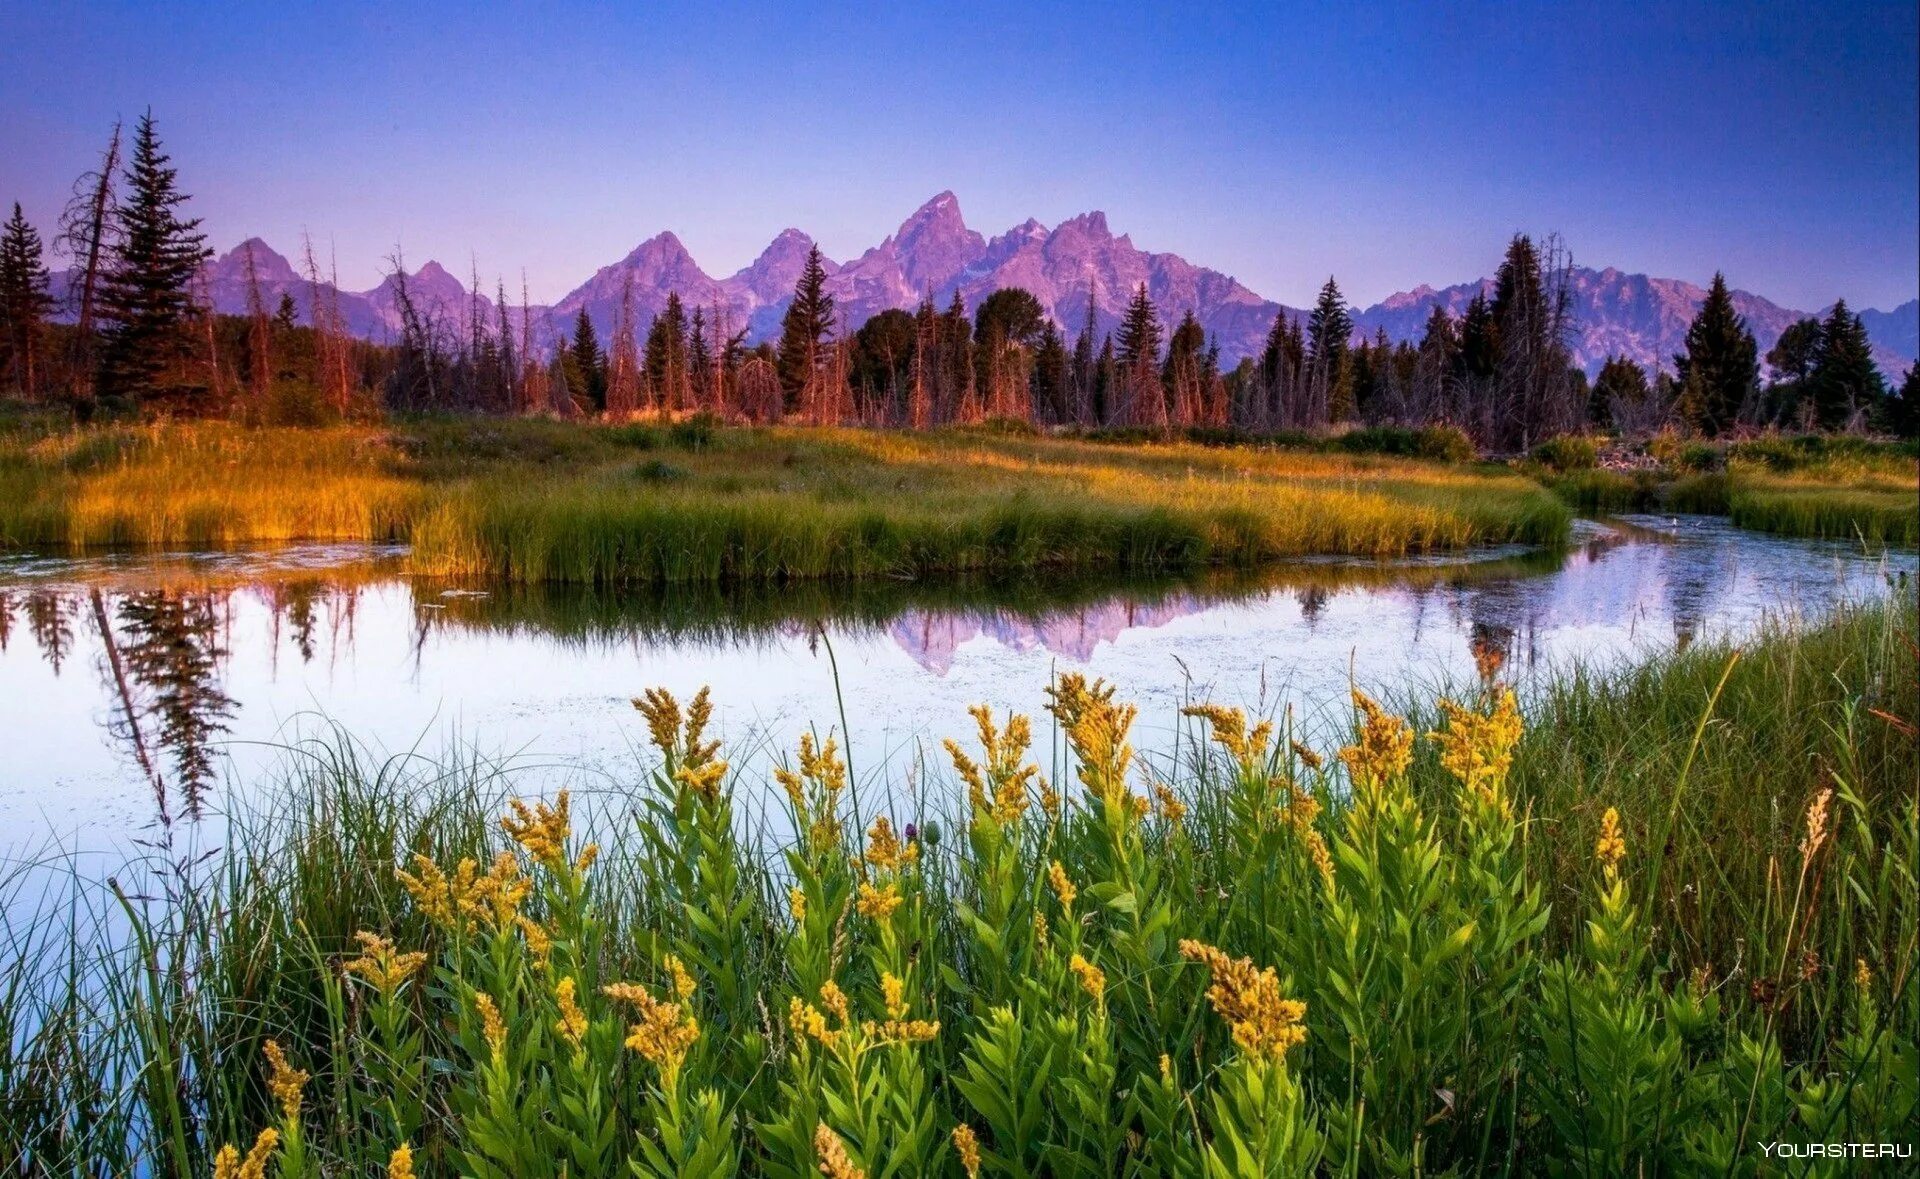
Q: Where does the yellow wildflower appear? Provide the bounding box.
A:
[517,915,553,963]
[819,980,850,1027]
[665,954,697,1001]
[1032,909,1049,945]
[555,977,588,1046]
[1290,739,1324,772]
[471,851,530,930]
[881,971,908,1020]
[387,1143,416,1179]
[1801,786,1834,862]
[1595,807,1626,877]
[1038,778,1062,817]
[474,991,507,1056]
[683,686,722,768]
[1047,860,1077,911]
[675,759,729,801]
[866,1017,941,1044]
[343,931,427,995]
[1183,703,1274,772]
[1338,690,1413,791]
[1069,953,1106,1004]
[1178,940,1308,1061]
[263,1041,307,1121]
[1153,782,1186,824]
[1126,793,1150,820]
[212,1128,279,1179]
[501,791,571,869]
[789,885,808,922]
[865,817,912,873]
[790,997,836,1045]
[776,766,807,812]
[395,854,479,932]
[814,1123,865,1179]
[575,842,600,873]
[1046,674,1137,811]
[953,1124,982,1178]
[855,881,902,922]
[1159,1053,1173,1082]
[605,981,700,1080]
[1856,958,1872,990]
[1429,689,1522,817]
[634,687,683,756]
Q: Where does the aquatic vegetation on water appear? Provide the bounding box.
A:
[1,599,1913,1174]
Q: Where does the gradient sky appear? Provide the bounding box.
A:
[2,1,1915,310]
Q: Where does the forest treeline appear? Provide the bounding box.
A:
[3,114,1916,446]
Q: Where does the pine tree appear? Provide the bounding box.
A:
[569,309,605,412]
[1306,277,1351,426]
[776,244,834,408]
[1164,309,1206,425]
[0,203,54,398]
[1591,356,1649,431]
[1763,317,1822,426]
[644,292,689,412]
[1807,299,1883,432]
[1887,364,1920,440]
[96,112,211,408]
[1031,319,1070,424]
[1115,284,1164,427]
[1071,281,1098,424]
[1672,273,1758,436]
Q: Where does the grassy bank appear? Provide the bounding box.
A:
[3,597,1913,1175]
[0,420,1570,585]
[1534,434,1918,545]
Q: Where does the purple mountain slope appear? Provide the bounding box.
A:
[48,195,1920,380]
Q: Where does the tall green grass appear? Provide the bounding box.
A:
[3,596,1913,1174]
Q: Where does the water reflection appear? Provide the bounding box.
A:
[0,516,1908,840]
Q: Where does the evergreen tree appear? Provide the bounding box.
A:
[1306,277,1352,424]
[1116,284,1164,426]
[1115,284,1162,369]
[1031,319,1071,424]
[569,309,605,411]
[0,203,54,398]
[776,244,834,406]
[273,292,298,332]
[1071,283,1098,423]
[1763,316,1823,426]
[1163,309,1207,424]
[940,291,975,420]
[1591,356,1649,431]
[1672,273,1758,436]
[1807,299,1883,431]
[644,292,689,411]
[96,111,212,408]
[1886,364,1920,440]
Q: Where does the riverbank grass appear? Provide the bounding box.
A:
[0,420,1570,583]
[1,596,1912,1174]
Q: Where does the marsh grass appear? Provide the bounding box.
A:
[3,597,1913,1175]
[0,422,1571,585]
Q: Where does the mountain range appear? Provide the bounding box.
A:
[91,192,1919,380]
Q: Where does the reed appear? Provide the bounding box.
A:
[3,597,1912,1175]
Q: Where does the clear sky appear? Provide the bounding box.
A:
[2,1,1914,310]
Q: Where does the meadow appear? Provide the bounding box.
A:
[2,596,1913,1176]
[1,418,1572,584]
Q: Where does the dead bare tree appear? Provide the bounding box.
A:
[243,241,270,412]
[607,273,641,418]
[55,120,122,410]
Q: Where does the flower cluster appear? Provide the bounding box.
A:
[1595,807,1626,877]
[395,851,529,935]
[263,1040,308,1120]
[946,704,1038,824]
[1338,690,1414,793]
[1429,688,1522,817]
[501,790,571,869]
[343,931,427,994]
[212,1129,279,1179]
[1179,940,1308,1061]
[604,978,701,1082]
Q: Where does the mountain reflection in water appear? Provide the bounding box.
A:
[0,517,1907,839]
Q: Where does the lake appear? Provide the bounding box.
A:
[0,515,1910,850]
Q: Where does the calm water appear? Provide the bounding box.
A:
[0,517,1911,849]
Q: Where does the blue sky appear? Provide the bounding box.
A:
[2,1,1914,310]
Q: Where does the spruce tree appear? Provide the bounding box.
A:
[776,244,833,405]
[1115,284,1162,369]
[1306,277,1352,424]
[96,111,211,408]
[1807,299,1882,431]
[0,203,54,398]
[1672,273,1758,436]
[1763,317,1822,426]
[1887,364,1920,440]
[569,309,605,412]
[1591,356,1648,431]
